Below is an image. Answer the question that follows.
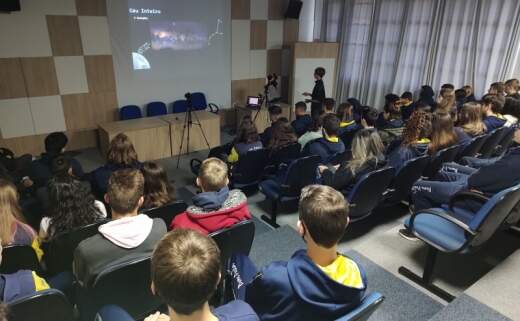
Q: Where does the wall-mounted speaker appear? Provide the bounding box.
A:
[0,0,21,12]
[285,0,303,19]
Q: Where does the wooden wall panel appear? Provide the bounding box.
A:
[231,78,266,106]
[20,57,59,97]
[0,58,27,99]
[268,0,289,19]
[250,20,267,50]
[0,134,47,155]
[66,129,98,150]
[293,42,339,59]
[84,55,116,93]
[231,0,251,19]
[75,0,107,16]
[62,91,117,130]
[283,19,299,46]
[46,15,83,56]
[267,49,282,75]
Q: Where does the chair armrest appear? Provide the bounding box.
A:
[448,191,489,211]
[409,208,476,236]
[208,103,219,114]
[280,184,291,194]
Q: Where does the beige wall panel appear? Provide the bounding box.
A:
[231,0,251,19]
[29,95,67,134]
[20,57,60,97]
[47,15,84,56]
[79,16,112,55]
[20,0,77,15]
[250,20,267,50]
[250,50,267,78]
[0,58,27,99]
[76,0,107,16]
[54,56,89,95]
[0,98,35,139]
[251,0,268,20]
[267,20,284,49]
[84,55,116,93]
[231,80,250,105]
[0,13,52,58]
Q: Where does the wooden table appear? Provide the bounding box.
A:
[161,111,220,156]
[98,117,171,162]
[235,103,292,133]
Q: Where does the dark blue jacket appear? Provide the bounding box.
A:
[291,115,312,137]
[214,300,260,321]
[401,103,416,121]
[0,270,37,303]
[308,138,345,164]
[91,162,142,199]
[246,250,367,321]
[468,148,520,194]
[454,127,472,146]
[30,153,83,188]
[483,116,506,133]
[387,142,429,171]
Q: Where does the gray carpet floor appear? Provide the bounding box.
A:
[429,294,512,321]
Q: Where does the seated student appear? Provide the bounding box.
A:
[74,169,166,286]
[307,114,345,163]
[456,102,486,138]
[228,122,263,164]
[267,119,297,156]
[463,85,476,103]
[488,82,507,106]
[336,102,360,136]
[482,95,506,132]
[171,158,250,234]
[141,162,175,210]
[91,133,142,199]
[400,91,416,120]
[39,175,106,241]
[455,88,466,109]
[377,94,405,144]
[505,79,520,100]
[261,105,283,146]
[417,85,437,112]
[403,128,520,234]
[291,101,312,137]
[503,97,520,125]
[347,98,363,122]
[436,89,456,115]
[0,179,43,261]
[246,185,366,321]
[320,129,385,193]
[387,111,432,170]
[31,132,83,188]
[298,113,324,151]
[441,83,455,91]
[428,112,460,155]
[323,98,336,114]
[360,106,380,128]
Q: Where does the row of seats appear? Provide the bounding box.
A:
[227,126,516,227]
[119,92,219,120]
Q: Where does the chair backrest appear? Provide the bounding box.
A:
[232,148,269,185]
[142,201,188,230]
[456,134,488,160]
[468,184,520,248]
[496,127,516,155]
[348,167,395,220]
[190,92,208,111]
[8,289,74,321]
[479,127,507,158]
[209,220,255,265]
[146,101,167,117]
[423,145,460,178]
[283,155,321,197]
[339,128,360,151]
[119,105,142,120]
[334,292,385,321]
[43,221,106,275]
[386,155,430,204]
[77,256,162,321]
[172,99,188,113]
[0,245,40,274]
[269,142,301,166]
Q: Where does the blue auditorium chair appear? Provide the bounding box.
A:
[146,101,167,117]
[119,105,142,120]
[172,99,188,113]
[455,134,488,161]
[191,92,219,113]
[399,184,520,302]
[334,292,385,321]
[384,155,430,205]
[478,127,508,158]
[8,289,75,321]
[422,145,460,179]
[259,155,321,227]
[346,167,395,222]
[230,148,270,193]
[142,200,188,230]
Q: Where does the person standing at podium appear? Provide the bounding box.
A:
[303,67,326,118]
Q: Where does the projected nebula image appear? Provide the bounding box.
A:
[150,21,208,50]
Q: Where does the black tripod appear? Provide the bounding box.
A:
[253,85,271,124]
[175,93,211,168]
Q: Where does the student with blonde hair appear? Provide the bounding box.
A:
[171,158,251,234]
[456,102,486,137]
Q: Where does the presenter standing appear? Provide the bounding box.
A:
[303,67,326,118]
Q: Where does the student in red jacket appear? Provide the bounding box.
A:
[171,158,251,234]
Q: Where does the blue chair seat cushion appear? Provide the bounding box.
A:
[259,179,281,200]
[404,210,469,252]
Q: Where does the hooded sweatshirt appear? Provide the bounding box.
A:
[171,187,251,234]
[73,215,166,287]
[30,153,84,188]
[246,250,367,321]
[483,115,506,132]
[387,140,429,171]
